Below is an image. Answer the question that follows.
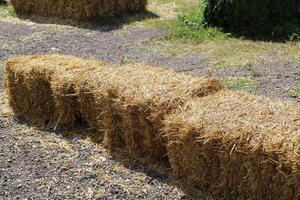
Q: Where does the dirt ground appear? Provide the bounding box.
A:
[0,12,299,200]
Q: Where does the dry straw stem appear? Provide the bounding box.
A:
[79,62,223,162]
[5,54,107,128]
[165,91,300,200]
[10,0,147,20]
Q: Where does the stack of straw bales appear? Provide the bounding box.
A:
[165,91,300,199]
[10,0,147,20]
[79,62,223,162]
[5,54,107,128]
[5,55,222,163]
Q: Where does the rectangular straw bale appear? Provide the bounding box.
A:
[50,58,107,129]
[79,62,223,162]
[5,54,106,127]
[10,0,147,20]
[5,55,56,125]
[165,91,300,200]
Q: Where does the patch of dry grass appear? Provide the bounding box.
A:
[147,0,198,19]
[289,81,300,98]
[130,0,198,28]
[224,77,262,94]
[144,37,300,68]
[0,92,12,118]
[0,4,16,18]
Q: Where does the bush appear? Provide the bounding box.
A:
[203,0,300,39]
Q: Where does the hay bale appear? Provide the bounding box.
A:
[10,0,147,20]
[50,58,107,129]
[79,62,223,162]
[165,91,300,199]
[5,55,56,125]
[5,54,106,128]
[78,69,113,133]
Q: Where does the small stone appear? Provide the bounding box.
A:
[50,47,58,51]
[100,156,106,162]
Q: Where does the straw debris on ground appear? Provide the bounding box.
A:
[10,0,148,20]
[165,91,300,200]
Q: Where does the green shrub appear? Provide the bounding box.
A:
[203,0,300,39]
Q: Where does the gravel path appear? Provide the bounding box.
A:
[0,18,299,199]
[0,116,189,200]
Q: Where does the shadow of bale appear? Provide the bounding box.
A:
[13,9,159,32]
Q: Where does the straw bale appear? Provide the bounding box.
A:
[79,62,223,162]
[78,68,113,132]
[165,91,300,199]
[5,55,56,125]
[10,0,147,20]
[50,58,107,129]
[5,54,107,127]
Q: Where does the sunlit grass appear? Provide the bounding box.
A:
[0,4,16,18]
[224,77,263,94]
[289,82,300,98]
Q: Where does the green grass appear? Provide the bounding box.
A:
[249,69,261,78]
[0,4,16,18]
[289,82,300,98]
[138,1,300,69]
[166,2,227,41]
[137,0,226,41]
[0,40,16,48]
[224,77,262,93]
